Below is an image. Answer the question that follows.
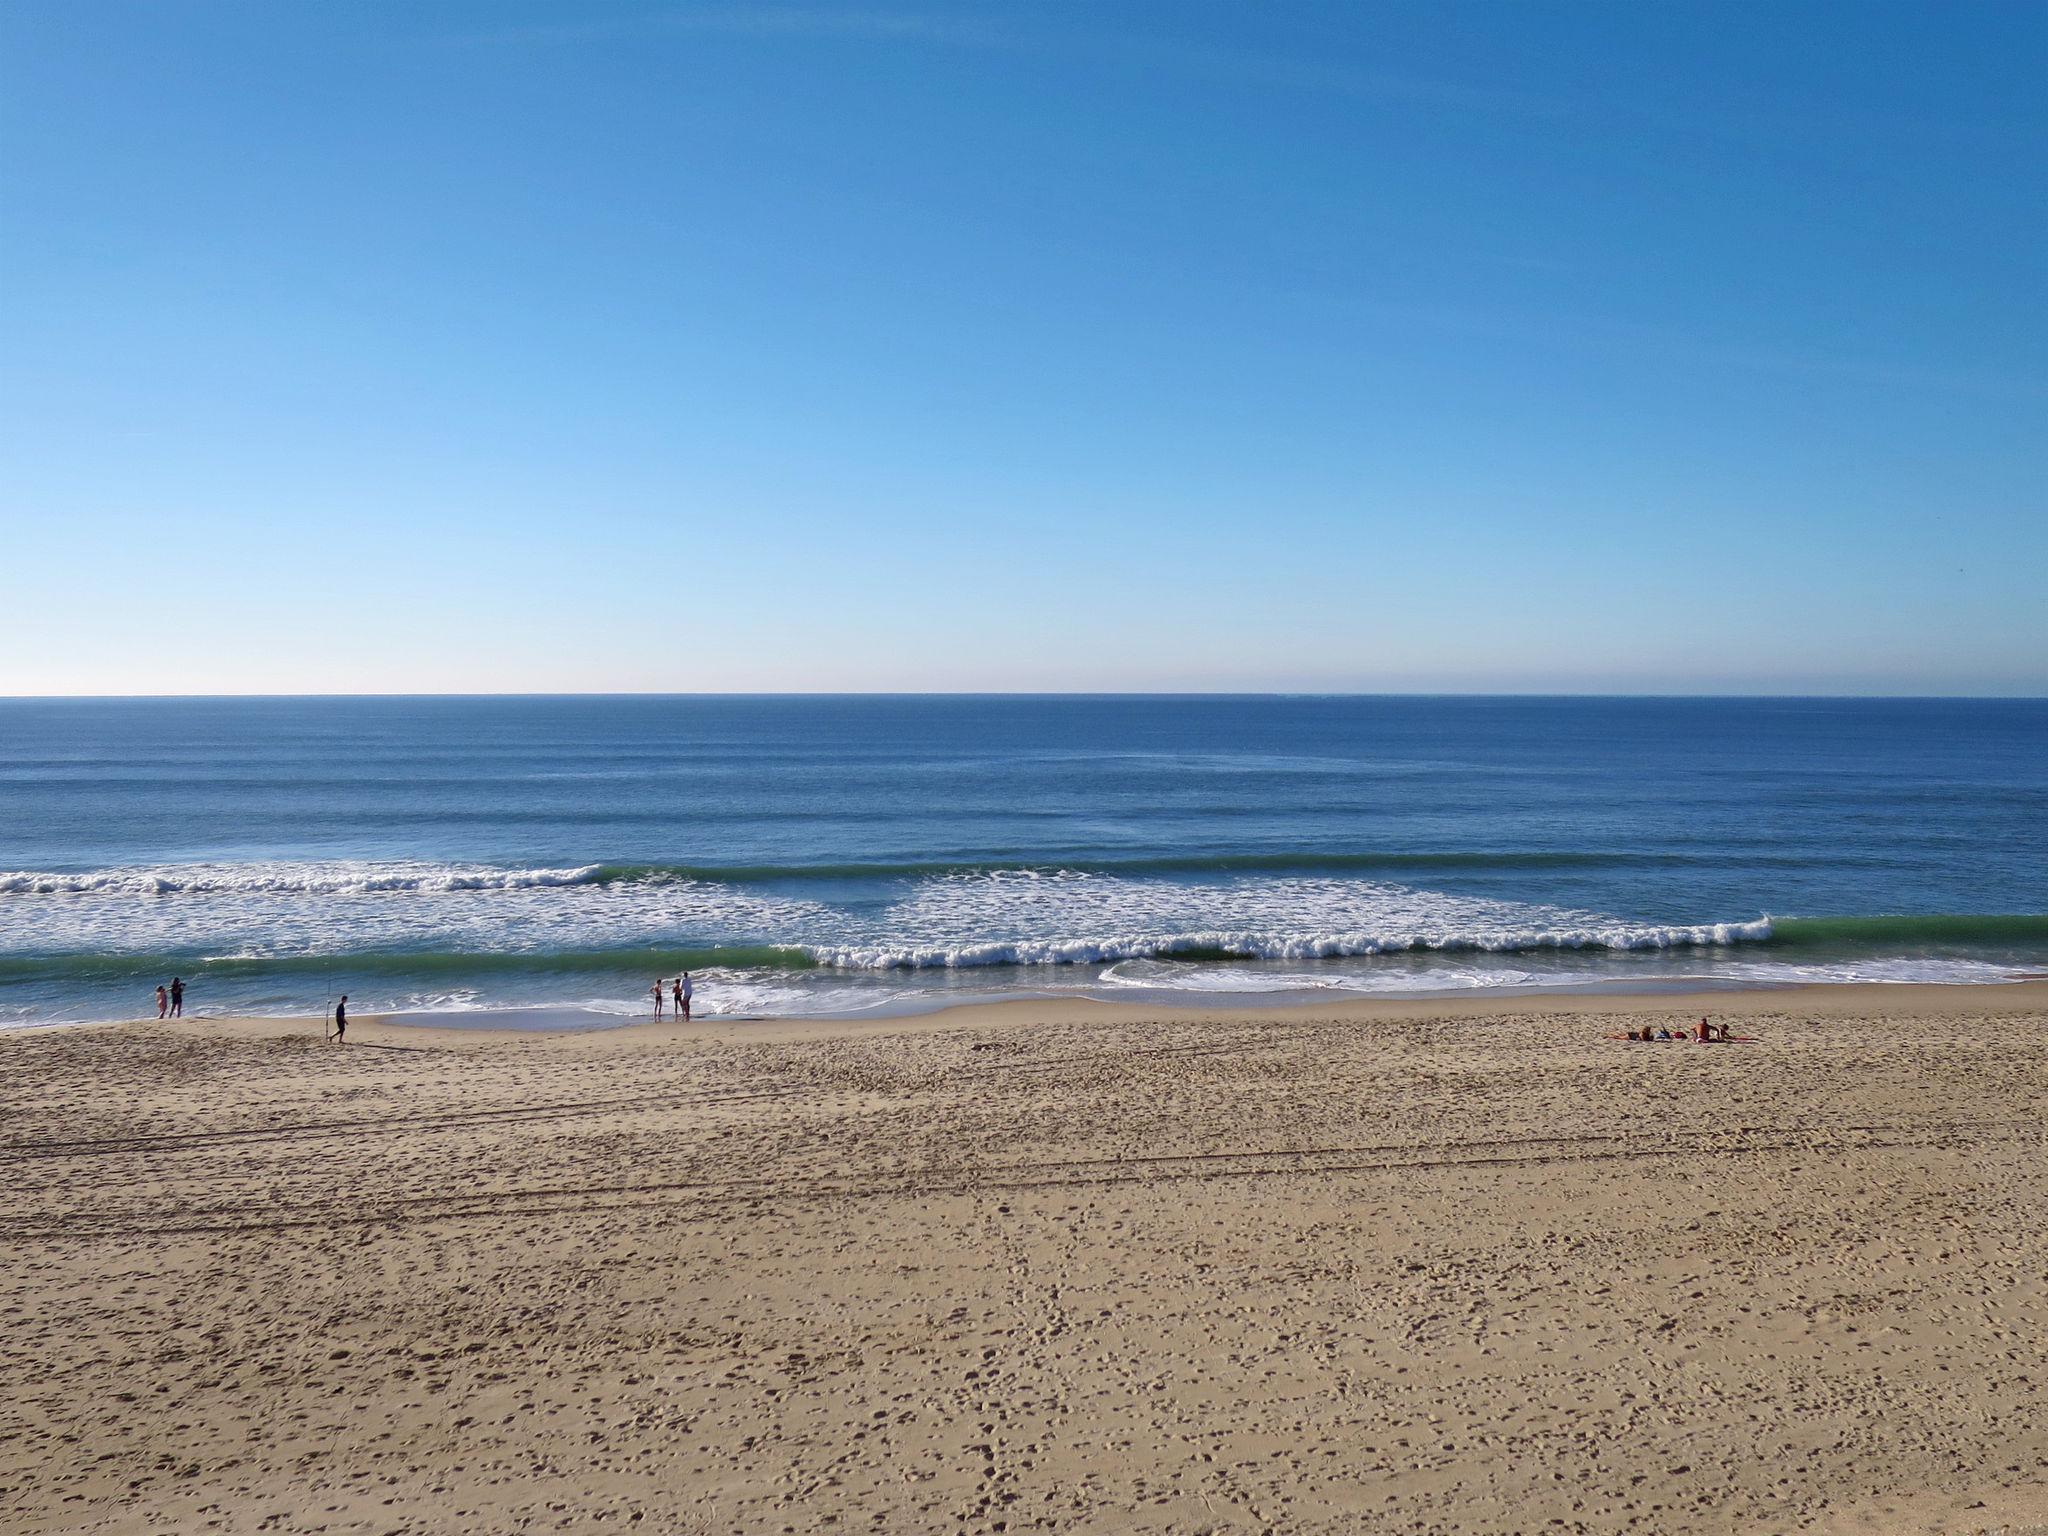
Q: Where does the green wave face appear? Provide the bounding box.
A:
[1766,914,2048,949]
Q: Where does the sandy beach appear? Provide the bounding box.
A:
[3,984,2045,1536]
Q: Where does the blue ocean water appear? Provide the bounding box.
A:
[2,696,2045,1026]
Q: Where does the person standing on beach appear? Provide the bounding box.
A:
[333,995,347,1044]
[651,978,665,1020]
[679,970,693,1022]
[155,984,167,1019]
[169,977,184,1017]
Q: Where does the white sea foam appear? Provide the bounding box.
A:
[1690,955,2019,986]
[10,856,1975,1031]
[0,861,610,896]
[1093,950,2026,998]
[800,918,1771,970]
[0,862,1777,971]
[802,870,1774,968]
[1101,960,1377,994]
[0,864,839,961]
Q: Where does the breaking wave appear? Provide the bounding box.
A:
[3,853,2040,1025]
[0,846,1869,898]
[804,918,1775,969]
[0,862,611,896]
[0,917,1775,986]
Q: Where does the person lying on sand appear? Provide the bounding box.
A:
[1619,1022,1738,1043]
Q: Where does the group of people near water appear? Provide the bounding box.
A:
[651,971,695,1021]
[1626,1016,1732,1043]
[148,973,695,1038]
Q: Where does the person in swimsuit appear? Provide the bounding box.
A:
[651,979,665,1020]
[155,985,168,1019]
[333,995,347,1044]
[169,977,184,1017]
[671,976,684,1018]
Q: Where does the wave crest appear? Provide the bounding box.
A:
[0,846,1814,897]
[0,862,610,896]
[805,918,1774,969]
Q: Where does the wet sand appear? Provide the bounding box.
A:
[3,984,2045,1534]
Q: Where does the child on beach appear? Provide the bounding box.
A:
[155,984,167,1019]
[651,979,665,1019]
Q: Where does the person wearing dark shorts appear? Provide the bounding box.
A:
[169,977,184,1017]
[334,995,347,1044]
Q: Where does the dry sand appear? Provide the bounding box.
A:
[2,984,2045,1535]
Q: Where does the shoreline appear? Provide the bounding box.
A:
[42,975,2048,1050]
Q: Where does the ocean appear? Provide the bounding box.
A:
[3,695,2044,1027]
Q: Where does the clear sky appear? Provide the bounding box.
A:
[2,1,2043,695]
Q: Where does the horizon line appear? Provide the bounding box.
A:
[3,690,2045,704]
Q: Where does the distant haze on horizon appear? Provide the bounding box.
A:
[2,1,2043,698]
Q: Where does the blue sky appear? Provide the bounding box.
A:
[2,1,2042,694]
